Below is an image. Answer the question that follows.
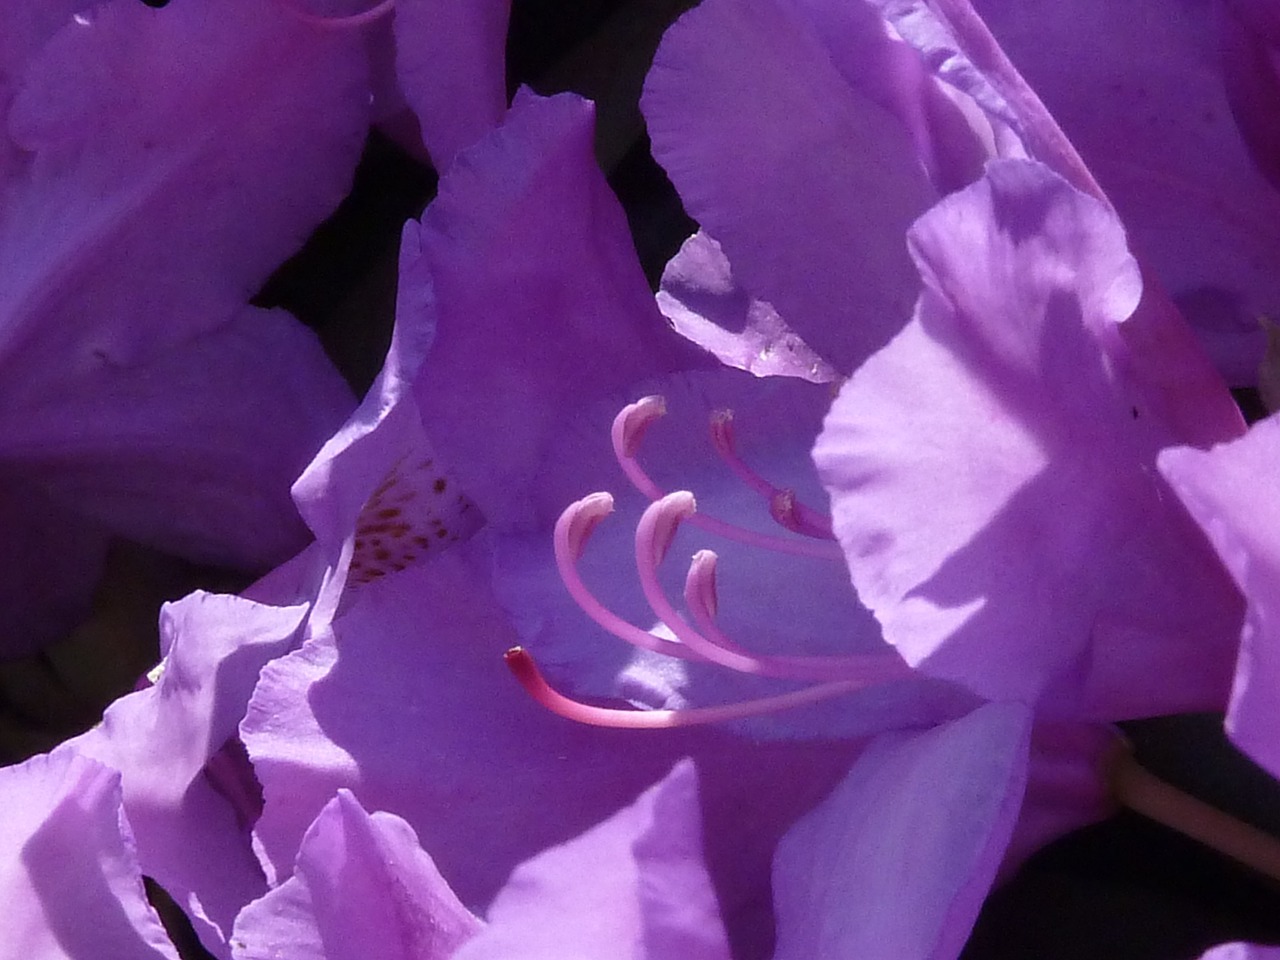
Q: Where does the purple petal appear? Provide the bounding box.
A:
[772,702,1032,960]
[0,483,108,658]
[694,737,864,955]
[242,546,703,901]
[0,2,88,181]
[642,0,935,374]
[0,3,87,137]
[240,519,844,951]
[1221,0,1280,190]
[411,89,700,527]
[0,307,353,569]
[0,750,179,959]
[394,0,509,170]
[1202,947,1280,960]
[784,0,994,192]
[291,222,476,555]
[867,0,1081,182]
[0,0,368,590]
[999,721,1116,878]
[631,762,734,959]
[1159,414,1280,780]
[816,159,1242,714]
[0,0,368,388]
[67,592,308,954]
[872,1,1247,438]
[657,231,842,384]
[245,537,856,953]
[967,0,1280,385]
[453,760,730,960]
[292,387,481,616]
[268,220,482,622]
[231,791,482,960]
[881,0,1275,389]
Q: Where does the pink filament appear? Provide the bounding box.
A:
[633,494,757,667]
[553,493,703,662]
[708,410,776,499]
[630,495,909,684]
[682,549,913,683]
[516,396,901,729]
[673,511,842,560]
[553,493,907,688]
[505,647,864,729]
[711,410,836,540]
[768,489,836,541]
[610,398,843,561]
[611,397,667,500]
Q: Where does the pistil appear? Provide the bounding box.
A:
[504,647,865,729]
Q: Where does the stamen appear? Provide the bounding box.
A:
[635,491,697,571]
[554,494,702,661]
[685,510,842,559]
[683,549,914,683]
[611,396,668,500]
[505,647,864,729]
[553,493,906,686]
[1109,740,1280,883]
[631,495,899,683]
[711,409,836,540]
[611,398,843,561]
[277,0,396,29]
[632,493,738,663]
[768,489,836,540]
[685,548,718,621]
[708,410,774,499]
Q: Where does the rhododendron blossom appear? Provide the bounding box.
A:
[3,1,1280,959]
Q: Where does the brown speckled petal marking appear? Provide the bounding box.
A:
[348,455,482,587]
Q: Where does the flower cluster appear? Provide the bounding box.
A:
[3,0,1280,959]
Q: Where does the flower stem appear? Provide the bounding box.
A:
[1109,744,1280,883]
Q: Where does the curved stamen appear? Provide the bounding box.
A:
[611,397,668,500]
[633,497,909,683]
[711,410,835,540]
[683,550,914,683]
[612,398,843,561]
[1109,740,1280,883]
[505,647,864,729]
[632,493,737,666]
[687,510,843,559]
[708,410,774,498]
[768,489,836,540]
[554,494,702,661]
[277,0,396,28]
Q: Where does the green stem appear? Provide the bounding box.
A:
[1109,744,1280,883]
